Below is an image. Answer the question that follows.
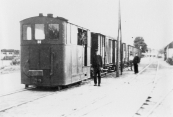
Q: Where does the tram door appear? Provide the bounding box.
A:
[29,46,50,70]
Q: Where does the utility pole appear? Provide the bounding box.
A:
[120,29,123,75]
[116,35,119,77]
[119,0,123,75]
[116,0,122,77]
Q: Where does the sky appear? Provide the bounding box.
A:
[0,0,173,50]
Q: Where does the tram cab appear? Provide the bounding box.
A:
[20,13,91,88]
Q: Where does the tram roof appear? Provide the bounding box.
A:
[20,13,90,31]
[20,13,67,21]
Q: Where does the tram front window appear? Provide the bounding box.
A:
[35,24,45,40]
[48,24,59,39]
[23,25,31,40]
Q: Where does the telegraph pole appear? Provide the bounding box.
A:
[116,35,119,77]
[120,42,123,75]
[116,0,121,77]
[120,27,123,75]
[119,0,123,75]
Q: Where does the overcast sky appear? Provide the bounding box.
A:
[0,0,173,50]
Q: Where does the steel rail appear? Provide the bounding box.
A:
[0,87,35,98]
[146,88,173,117]
[0,60,150,98]
[0,82,84,112]
[132,60,159,117]
[124,60,154,84]
[0,58,153,113]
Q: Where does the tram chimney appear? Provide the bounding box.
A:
[47,14,53,18]
[39,13,43,17]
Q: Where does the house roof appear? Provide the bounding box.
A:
[1,49,19,53]
[1,49,14,52]
[165,41,173,49]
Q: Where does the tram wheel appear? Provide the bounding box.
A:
[25,84,29,89]
[78,81,82,85]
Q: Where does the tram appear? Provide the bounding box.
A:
[20,13,141,88]
[20,13,91,88]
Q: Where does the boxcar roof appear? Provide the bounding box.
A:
[91,32,116,40]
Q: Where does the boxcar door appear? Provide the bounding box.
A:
[77,46,83,74]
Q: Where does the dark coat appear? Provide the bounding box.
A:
[133,56,140,64]
[92,55,103,69]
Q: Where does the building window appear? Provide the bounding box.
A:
[35,24,45,40]
[48,24,59,39]
[23,25,32,40]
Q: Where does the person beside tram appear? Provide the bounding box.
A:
[92,49,103,86]
[133,53,140,74]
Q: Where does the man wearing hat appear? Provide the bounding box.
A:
[92,49,103,86]
[133,53,140,74]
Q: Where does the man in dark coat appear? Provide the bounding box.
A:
[129,54,133,71]
[133,54,140,74]
[92,49,103,86]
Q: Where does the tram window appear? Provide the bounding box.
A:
[48,24,59,39]
[78,29,87,45]
[35,24,45,40]
[23,25,31,40]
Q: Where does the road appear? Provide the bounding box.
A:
[147,59,173,117]
[0,72,23,96]
[0,57,172,117]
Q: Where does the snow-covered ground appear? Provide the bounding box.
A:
[0,57,172,117]
[0,72,23,96]
[0,60,11,68]
[147,59,173,117]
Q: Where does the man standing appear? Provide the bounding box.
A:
[133,53,140,74]
[92,49,103,86]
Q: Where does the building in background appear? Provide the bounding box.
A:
[144,48,158,57]
[164,41,173,60]
[1,49,20,60]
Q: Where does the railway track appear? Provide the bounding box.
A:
[0,60,152,113]
[0,80,90,112]
[0,87,35,98]
[132,59,173,117]
[132,60,161,117]
[64,60,159,117]
[145,89,173,117]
